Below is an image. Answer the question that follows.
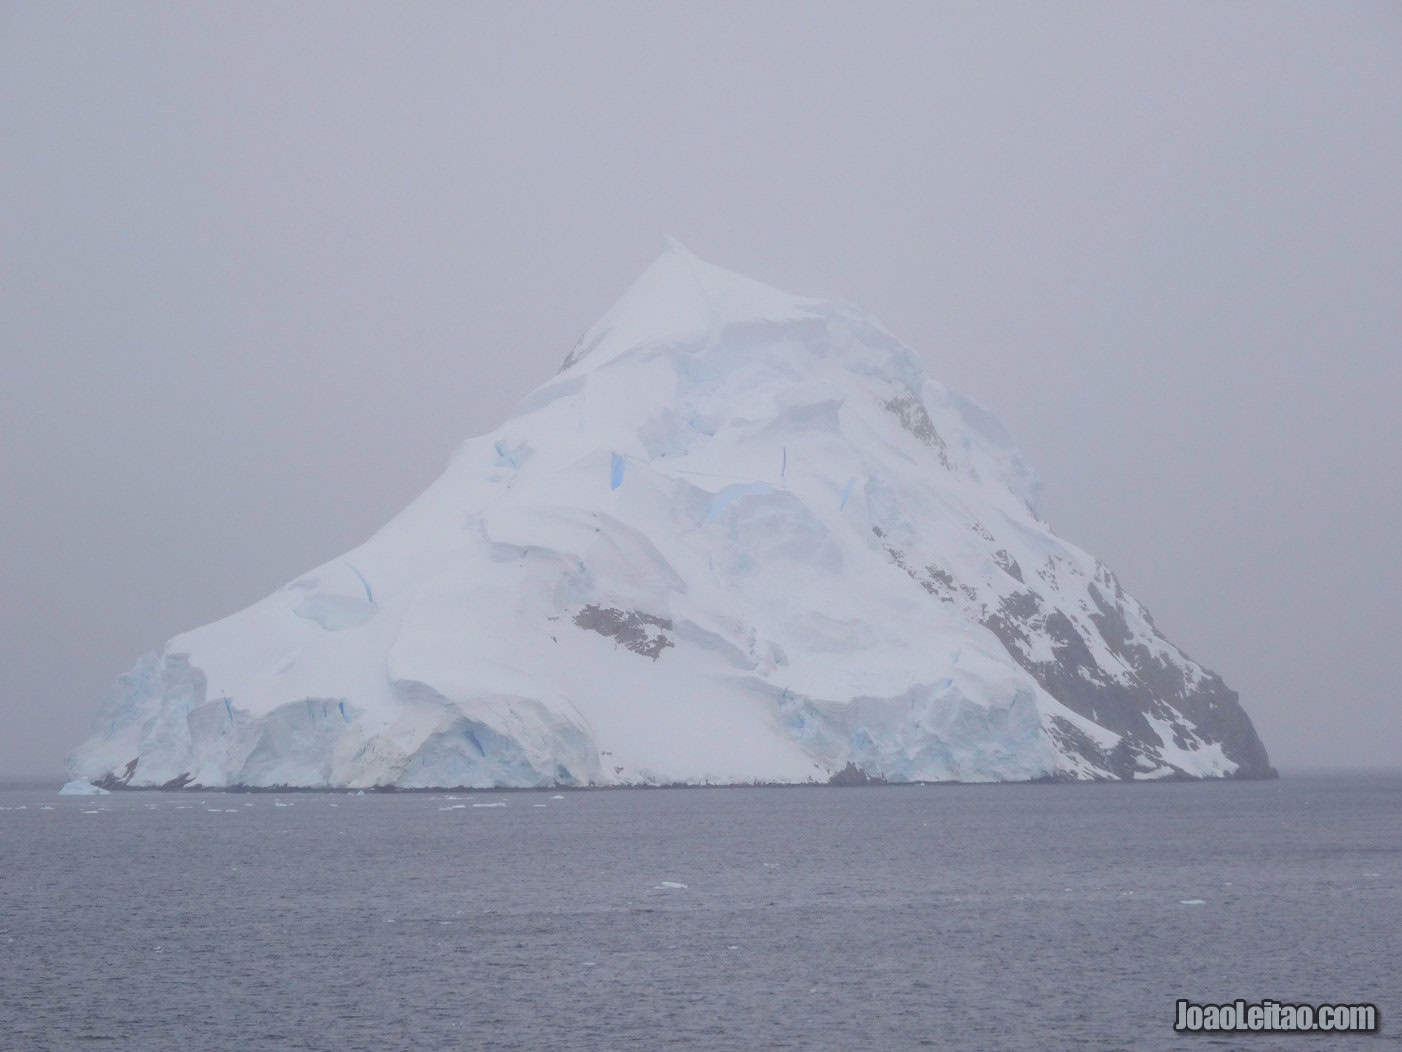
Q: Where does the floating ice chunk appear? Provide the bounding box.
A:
[1179,899,1207,905]
[654,881,688,889]
[59,780,109,796]
[471,801,507,808]
[532,803,548,807]
[81,809,101,814]
[550,795,565,800]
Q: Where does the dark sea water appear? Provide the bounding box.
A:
[1,774,1398,1050]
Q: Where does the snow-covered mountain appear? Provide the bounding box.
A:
[68,243,1274,789]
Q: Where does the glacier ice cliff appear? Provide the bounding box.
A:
[68,243,1275,788]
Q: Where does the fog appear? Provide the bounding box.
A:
[2,2,1398,777]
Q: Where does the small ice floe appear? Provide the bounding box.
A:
[471,801,507,808]
[1179,899,1207,906]
[274,801,289,807]
[39,805,53,811]
[654,881,688,890]
[438,804,466,811]
[223,809,238,813]
[81,809,102,814]
[1363,872,1381,878]
[356,790,365,796]
[206,808,222,813]
[532,803,548,808]
[59,780,108,796]
[550,795,565,800]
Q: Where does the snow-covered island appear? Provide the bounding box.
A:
[67,243,1274,790]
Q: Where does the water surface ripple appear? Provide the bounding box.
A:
[2,775,1397,1049]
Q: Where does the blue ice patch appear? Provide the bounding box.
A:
[850,726,875,754]
[224,697,233,721]
[338,700,349,724]
[704,482,773,524]
[610,453,625,490]
[839,476,859,510]
[493,440,519,469]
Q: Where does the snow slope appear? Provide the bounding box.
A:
[67,243,1274,789]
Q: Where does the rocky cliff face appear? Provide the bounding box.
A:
[68,243,1274,788]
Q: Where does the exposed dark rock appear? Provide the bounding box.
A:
[992,549,1023,583]
[983,583,1275,780]
[574,604,675,660]
[828,761,886,786]
[876,538,1276,781]
[95,756,140,790]
[883,393,951,467]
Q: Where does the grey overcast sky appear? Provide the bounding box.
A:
[2,2,1398,778]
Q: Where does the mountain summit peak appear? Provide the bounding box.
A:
[560,241,823,373]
